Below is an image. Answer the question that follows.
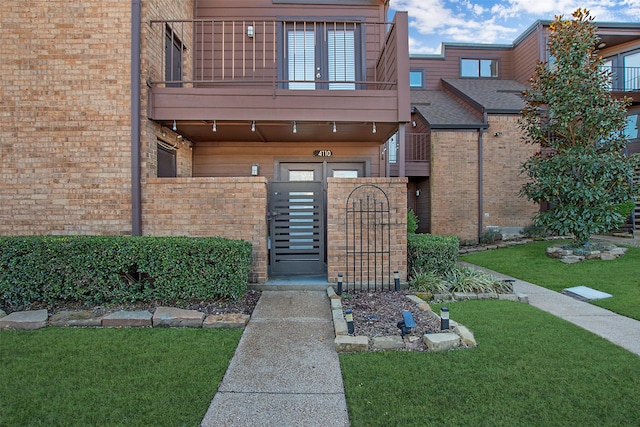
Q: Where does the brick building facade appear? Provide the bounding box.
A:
[2,2,638,285]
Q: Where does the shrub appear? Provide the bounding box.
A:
[521,222,552,238]
[407,234,459,277]
[407,209,419,234]
[0,236,252,310]
[443,266,504,294]
[615,201,636,219]
[409,266,511,296]
[409,270,449,294]
[480,228,502,244]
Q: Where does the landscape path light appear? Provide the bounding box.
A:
[345,308,354,335]
[440,307,449,330]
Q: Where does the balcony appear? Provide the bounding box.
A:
[147,14,410,143]
[606,66,640,103]
[390,133,430,177]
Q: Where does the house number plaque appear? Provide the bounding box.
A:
[313,150,333,157]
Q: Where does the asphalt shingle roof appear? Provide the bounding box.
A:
[411,90,484,128]
[442,78,527,112]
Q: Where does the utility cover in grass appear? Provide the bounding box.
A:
[562,286,612,301]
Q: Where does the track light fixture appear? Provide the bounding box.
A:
[212,120,217,132]
[373,122,377,133]
[333,121,337,133]
[251,121,256,132]
[172,120,177,131]
[293,121,297,134]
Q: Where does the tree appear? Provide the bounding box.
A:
[519,9,640,245]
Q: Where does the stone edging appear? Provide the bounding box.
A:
[0,306,250,330]
[328,287,529,353]
[546,244,627,263]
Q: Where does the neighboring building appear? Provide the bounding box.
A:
[1,3,638,284]
[396,21,640,240]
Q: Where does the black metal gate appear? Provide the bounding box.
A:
[345,184,391,291]
[269,181,325,275]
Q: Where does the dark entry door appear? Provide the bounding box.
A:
[269,180,325,275]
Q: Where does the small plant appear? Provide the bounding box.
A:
[409,269,449,294]
[480,228,502,244]
[410,266,510,297]
[521,222,552,238]
[444,266,501,294]
[407,209,419,234]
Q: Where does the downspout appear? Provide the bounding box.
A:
[131,0,142,236]
[478,112,488,242]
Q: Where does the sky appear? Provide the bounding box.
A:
[389,0,640,54]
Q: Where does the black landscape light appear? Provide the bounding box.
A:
[337,274,343,296]
[394,270,400,291]
[440,307,449,330]
[345,309,354,335]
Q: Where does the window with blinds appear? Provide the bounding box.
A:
[287,30,316,90]
[285,23,359,90]
[328,29,355,90]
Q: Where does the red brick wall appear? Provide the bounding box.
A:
[1,1,134,235]
[430,116,539,242]
[143,177,269,283]
[483,115,539,229]
[327,178,408,287]
[430,131,480,241]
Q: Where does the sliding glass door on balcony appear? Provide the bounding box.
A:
[285,23,361,90]
[623,52,640,91]
[603,51,640,91]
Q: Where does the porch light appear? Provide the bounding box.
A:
[247,25,254,38]
[333,122,337,133]
[293,121,297,134]
[372,122,377,133]
[212,120,217,132]
[172,120,177,131]
[412,120,417,127]
[440,307,450,330]
[251,164,259,176]
[251,121,256,132]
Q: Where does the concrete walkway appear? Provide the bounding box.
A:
[460,261,640,356]
[201,290,349,427]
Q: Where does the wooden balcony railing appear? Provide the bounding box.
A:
[406,133,430,162]
[149,18,400,90]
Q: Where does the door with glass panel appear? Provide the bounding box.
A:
[285,22,361,90]
[624,51,640,91]
[269,165,325,275]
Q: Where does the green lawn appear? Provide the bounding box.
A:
[461,240,640,320]
[0,327,242,426]
[341,300,640,427]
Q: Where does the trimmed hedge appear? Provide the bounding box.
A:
[0,236,252,310]
[408,234,459,277]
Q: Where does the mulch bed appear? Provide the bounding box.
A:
[340,290,443,351]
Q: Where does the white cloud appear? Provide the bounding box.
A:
[408,36,442,54]
[390,0,636,54]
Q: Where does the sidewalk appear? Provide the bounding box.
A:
[460,261,640,356]
[201,290,349,427]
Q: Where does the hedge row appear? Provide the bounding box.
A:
[408,234,459,277]
[0,236,252,310]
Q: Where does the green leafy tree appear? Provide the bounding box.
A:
[519,9,640,245]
